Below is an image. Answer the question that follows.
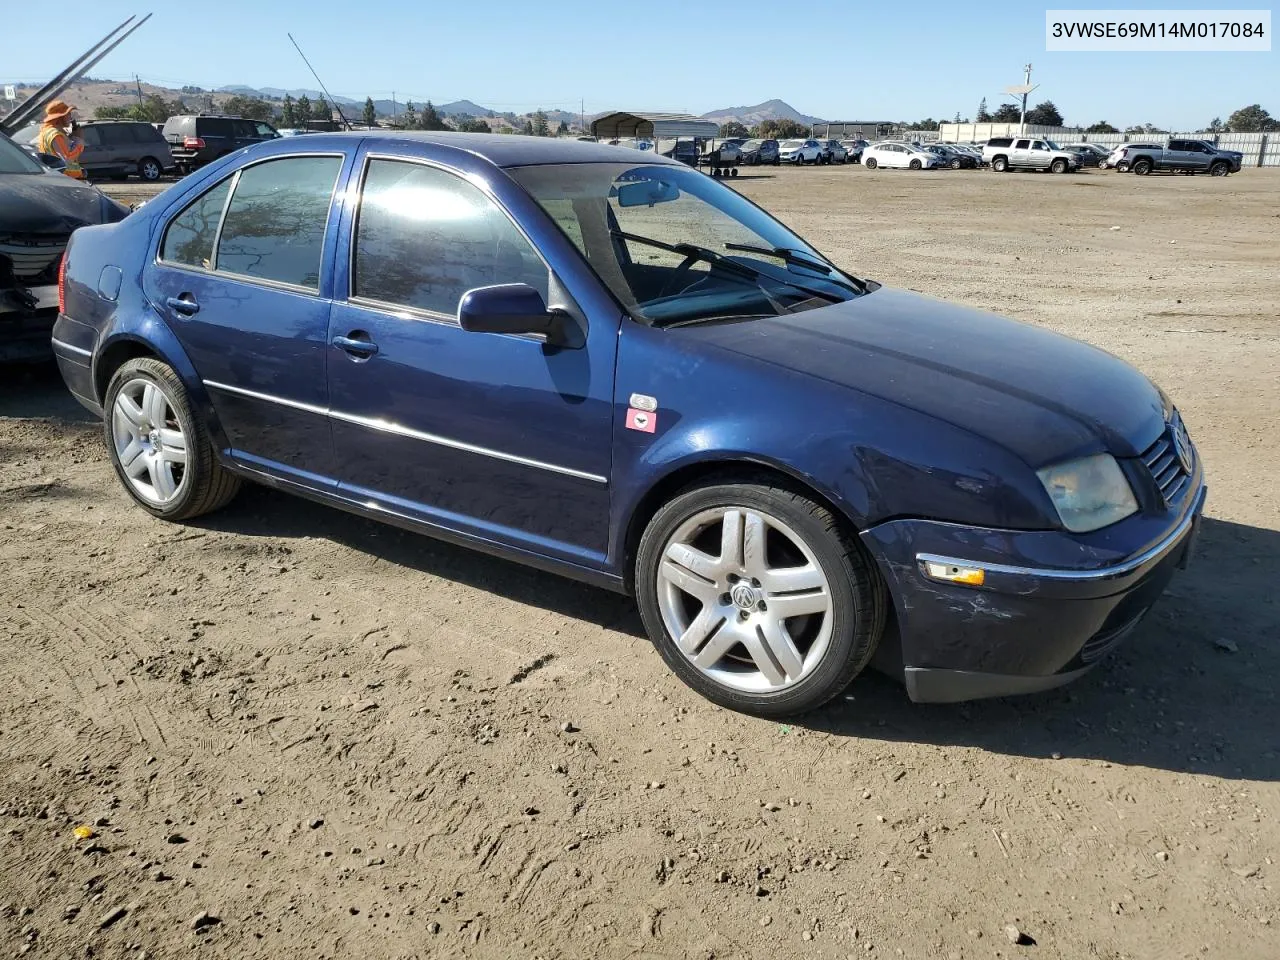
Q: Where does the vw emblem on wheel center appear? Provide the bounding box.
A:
[730,583,759,609]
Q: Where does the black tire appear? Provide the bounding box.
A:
[992,156,1008,172]
[138,156,163,181]
[864,157,877,169]
[909,158,922,170]
[773,158,780,166]
[1132,158,1152,176]
[1051,158,1068,174]
[1209,161,1229,177]
[635,478,886,717]
[730,168,739,177]
[103,358,241,521]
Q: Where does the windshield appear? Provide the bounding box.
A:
[780,140,803,148]
[1044,140,1062,150]
[508,162,864,327]
[742,140,762,149]
[0,134,45,175]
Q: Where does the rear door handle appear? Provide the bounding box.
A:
[166,295,199,316]
[332,334,378,358]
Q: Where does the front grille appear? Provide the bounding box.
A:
[0,235,67,285]
[1141,414,1194,507]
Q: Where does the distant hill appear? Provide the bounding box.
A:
[701,99,824,127]
[217,85,359,106]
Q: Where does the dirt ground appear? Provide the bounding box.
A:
[2,166,1278,960]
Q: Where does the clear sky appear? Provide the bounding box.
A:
[4,1,1275,128]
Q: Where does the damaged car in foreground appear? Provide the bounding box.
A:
[1,130,129,363]
[51,133,1205,716]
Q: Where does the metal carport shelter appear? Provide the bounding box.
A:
[590,111,719,140]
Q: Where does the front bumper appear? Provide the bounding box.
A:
[862,482,1206,703]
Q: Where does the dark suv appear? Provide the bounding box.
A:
[162,116,280,173]
[738,139,780,165]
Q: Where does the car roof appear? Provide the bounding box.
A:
[281,131,685,168]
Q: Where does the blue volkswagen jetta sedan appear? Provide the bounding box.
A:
[51,133,1205,716]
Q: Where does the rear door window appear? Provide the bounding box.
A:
[351,158,549,317]
[99,125,134,147]
[1015,139,1031,150]
[214,156,343,289]
[201,118,234,139]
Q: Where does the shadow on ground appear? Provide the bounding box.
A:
[7,366,1277,781]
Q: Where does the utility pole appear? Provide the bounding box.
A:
[134,73,144,107]
[1003,63,1038,135]
[392,90,397,127]
[580,98,584,135]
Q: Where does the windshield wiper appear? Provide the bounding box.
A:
[610,230,845,306]
[723,243,867,293]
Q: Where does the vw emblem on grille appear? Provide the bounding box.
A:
[1170,416,1194,474]
[730,583,759,609]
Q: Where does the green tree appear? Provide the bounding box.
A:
[420,100,448,131]
[752,119,780,139]
[1024,100,1064,127]
[296,94,312,122]
[1085,120,1119,133]
[402,101,417,128]
[281,95,297,127]
[976,97,991,122]
[556,120,569,136]
[991,103,1021,124]
[313,98,330,123]
[1225,104,1277,132]
[718,120,749,138]
[1206,117,1224,133]
[521,118,534,135]
[362,97,377,127]
[222,95,275,121]
[912,118,939,131]
[773,119,809,139]
[533,109,550,136]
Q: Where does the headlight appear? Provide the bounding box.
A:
[1036,454,1138,533]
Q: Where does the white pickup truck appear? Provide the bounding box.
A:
[982,137,1081,174]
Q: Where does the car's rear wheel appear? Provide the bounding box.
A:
[992,156,1008,172]
[1209,161,1230,177]
[865,157,877,169]
[635,479,885,716]
[1051,158,1068,174]
[104,358,241,521]
[1132,158,1152,175]
[138,157,163,181]
[909,158,922,170]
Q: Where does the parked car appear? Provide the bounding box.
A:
[0,130,129,363]
[698,140,741,169]
[818,140,848,164]
[1114,139,1243,176]
[778,139,823,164]
[162,115,280,174]
[983,137,1081,173]
[659,138,698,166]
[923,144,977,169]
[1101,143,1158,171]
[862,141,941,170]
[52,133,1205,715]
[839,139,868,163]
[1061,143,1110,167]
[11,119,176,182]
[738,139,780,165]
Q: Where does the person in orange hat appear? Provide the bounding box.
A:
[37,100,85,180]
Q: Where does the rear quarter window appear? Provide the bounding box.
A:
[987,138,1012,147]
[161,178,233,269]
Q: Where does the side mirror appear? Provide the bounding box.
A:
[458,284,576,347]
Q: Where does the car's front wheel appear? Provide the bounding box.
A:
[1209,161,1230,177]
[1051,158,1068,174]
[104,358,241,521]
[909,158,922,170]
[635,479,885,716]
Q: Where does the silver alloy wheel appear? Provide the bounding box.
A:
[110,377,189,506]
[656,507,833,694]
[140,159,161,181]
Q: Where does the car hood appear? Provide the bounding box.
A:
[679,287,1164,467]
[0,171,120,233]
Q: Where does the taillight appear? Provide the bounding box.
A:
[57,254,67,314]
[183,136,205,149]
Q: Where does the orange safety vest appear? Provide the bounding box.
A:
[37,124,85,179]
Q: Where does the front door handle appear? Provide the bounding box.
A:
[332,333,378,358]
[166,295,199,316]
